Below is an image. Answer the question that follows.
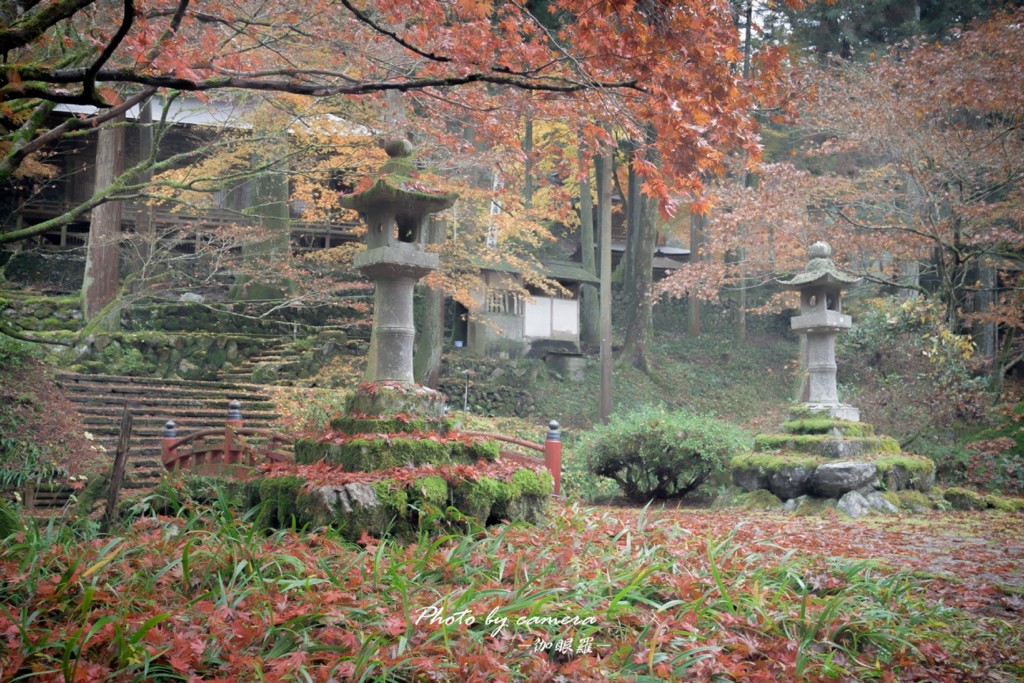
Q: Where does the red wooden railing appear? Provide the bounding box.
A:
[161,404,562,495]
[463,421,562,495]
[161,400,293,477]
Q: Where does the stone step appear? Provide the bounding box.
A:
[55,371,269,392]
[59,382,272,402]
[67,397,279,414]
[76,405,280,420]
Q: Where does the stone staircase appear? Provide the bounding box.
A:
[55,372,283,491]
[217,340,293,384]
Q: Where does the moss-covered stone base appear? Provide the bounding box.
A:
[142,466,553,540]
[243,467,551,539]
[733,416,936,513]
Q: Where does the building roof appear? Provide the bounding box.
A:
[478,258,599,284]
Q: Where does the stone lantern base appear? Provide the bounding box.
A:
[346,382,447,418]
[801,402,860,422]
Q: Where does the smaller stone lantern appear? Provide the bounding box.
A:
[780,241,861,421]
[342,139,457,388]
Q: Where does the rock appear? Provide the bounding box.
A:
[863,490,898,514]
[733,467,769,492]
[811,461,878,498]
[179,292,205,303]
[836,491,872,518]
[786,495,836,516]
[768,466,814,500]
[883,464,936,492]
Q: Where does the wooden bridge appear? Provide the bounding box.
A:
[160,400,293,477]
[161,402,562,494]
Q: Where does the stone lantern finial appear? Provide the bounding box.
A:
[779,241,861,421]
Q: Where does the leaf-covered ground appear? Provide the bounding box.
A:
[1,504,1021,682]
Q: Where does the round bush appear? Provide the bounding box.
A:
[583,407,750,502]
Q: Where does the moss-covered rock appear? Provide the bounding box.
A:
[410,476,450,513]
[252,476,304,528]
[729,489,785,511]
[452,476,504,524]
[788,495,837,516]
[489,469,554,524]
[943,486,988,511]
[984,494,1024,512]
[869,454,936,492]
[894,489,934,512]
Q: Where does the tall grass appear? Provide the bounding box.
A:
[0,490,1016,681]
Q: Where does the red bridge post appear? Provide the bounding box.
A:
[225,400,243,465]
[544,420,562,496]
[162,420,177,469]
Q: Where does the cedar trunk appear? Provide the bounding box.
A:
[82,116,125,322]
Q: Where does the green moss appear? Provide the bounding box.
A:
[330,416,455,436]
[453,477,504,523]
[943,486,989,511]
[881,491,901,509]
[410,476,449,508]
[984,494,1024,512]
[781,418,875,437]
[868,453,934,473]
[508,468,555,497]
[791,497,837,516]
[895,489,933,511]
[731,452,823,471]
[753,434,900,455]
[466,439,501,462]
[299,436,498,470]
[254,476,304,528]
[731,489,784,511]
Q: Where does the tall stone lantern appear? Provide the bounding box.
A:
[780,242,861,421]
[342,140,457,388]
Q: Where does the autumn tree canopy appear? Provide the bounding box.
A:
[1,0,772,209]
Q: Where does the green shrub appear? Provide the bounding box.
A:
[583,407,750,502]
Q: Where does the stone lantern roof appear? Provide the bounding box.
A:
[778,241,861,290]
[340,139,457,216]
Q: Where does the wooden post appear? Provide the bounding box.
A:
[225,400,242,464]
[102,405,133,533]
[544,420,562,496]
[161,420,177,470]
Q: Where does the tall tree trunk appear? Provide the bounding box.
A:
[415,217,446,387]
[623,139,641,288]
[523,116,534,209]
[82,116,125,324]
[596,145,614,423]
[688,211,703,337]
[128,99,154,293]
[621,175,656,372]
[578,143,600,344]
[734,0,754,344]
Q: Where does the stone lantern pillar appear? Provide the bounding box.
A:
[780,242,861,421]
[342,140,457,386]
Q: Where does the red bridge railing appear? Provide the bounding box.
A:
[161,403,562,495]
[463,421,562,495]
[161,400,293,476]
